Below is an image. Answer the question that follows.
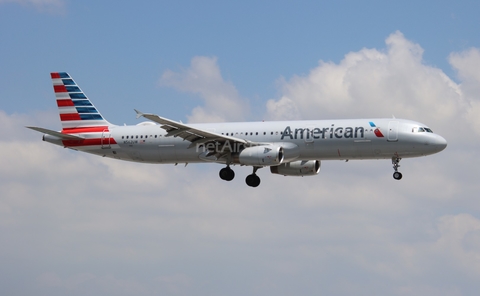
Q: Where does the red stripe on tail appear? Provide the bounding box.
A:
[54,85,67,93]
[60,113,82,121]
[57,99,75,107]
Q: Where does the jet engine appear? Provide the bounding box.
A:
[270,160,321,176]
[236,145,284,166]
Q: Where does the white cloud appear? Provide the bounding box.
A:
[159,56,250,123]
[0,0,66,14]
[449,48,480,94]
[449,48,480,135]
[265,96,301,121]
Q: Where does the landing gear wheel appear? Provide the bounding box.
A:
[391,157,403,180]
[393,172,403,180]
[245,174,261,187]
[219,166,235,181]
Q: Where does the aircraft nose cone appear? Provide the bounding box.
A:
[433,135,447,152]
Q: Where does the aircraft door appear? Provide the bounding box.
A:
[101,130,111,149]
[387,121,399,142]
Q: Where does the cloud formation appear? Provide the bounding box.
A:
[449,48,480,135]
[159,56,250,123]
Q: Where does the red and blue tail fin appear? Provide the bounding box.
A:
[51,72,114,130]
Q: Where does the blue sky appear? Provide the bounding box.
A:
[1,1,480,296]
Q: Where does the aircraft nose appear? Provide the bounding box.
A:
[433,135,447,152]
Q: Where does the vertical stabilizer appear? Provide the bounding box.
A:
[51,72,113,130]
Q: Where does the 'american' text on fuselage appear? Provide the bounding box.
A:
[281,125,365,140]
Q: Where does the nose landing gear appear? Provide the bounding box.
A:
[392,157,403,180]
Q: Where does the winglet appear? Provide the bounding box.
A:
[134,109,144,119]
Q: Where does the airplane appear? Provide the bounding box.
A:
[27,72,447,187]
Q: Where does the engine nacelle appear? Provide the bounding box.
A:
[270,160,321,176]
[236,145,284,166]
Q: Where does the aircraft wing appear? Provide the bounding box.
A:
[135,110,253,151]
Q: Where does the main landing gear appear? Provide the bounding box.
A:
[219,165,235,181]
[392,157,403,180]
[218,166,261,187]
[245,167,261,188]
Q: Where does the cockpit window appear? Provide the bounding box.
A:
[412,127,434,133]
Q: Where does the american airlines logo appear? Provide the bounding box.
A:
[369,122,385,137]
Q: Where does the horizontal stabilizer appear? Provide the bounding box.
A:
[26,126,84,140]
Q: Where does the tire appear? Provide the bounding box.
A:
[393,172,403,180]
[219,167,235,181]
[246,174,261,187]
